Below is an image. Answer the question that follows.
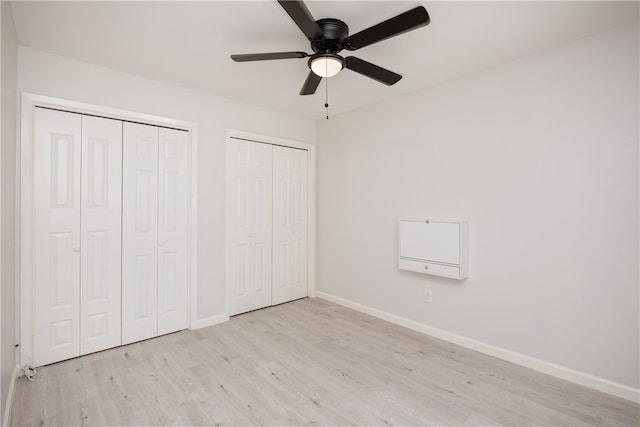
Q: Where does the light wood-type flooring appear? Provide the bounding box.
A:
[10,298,640,426]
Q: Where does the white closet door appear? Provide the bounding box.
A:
[157,128,189,335]
[272,146,308,305]
[228,139,273,315]
[122,122,159,345]
[33,108,82,366]
[228,139,253,315]
[80,116,123,355]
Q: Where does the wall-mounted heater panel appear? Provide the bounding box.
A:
[398,218,468,280]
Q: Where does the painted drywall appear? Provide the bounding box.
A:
[317,23,639,389]
[17,47,316,325]
[1,1,18,422]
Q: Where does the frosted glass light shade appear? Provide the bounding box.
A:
[310,56,343,78]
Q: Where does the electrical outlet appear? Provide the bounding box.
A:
[423,289,433,303]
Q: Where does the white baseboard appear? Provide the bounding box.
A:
[316,291,640,404]
[191,313,229,330]
[2,365,18,427]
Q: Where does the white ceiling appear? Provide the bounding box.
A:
[10,1,639,120]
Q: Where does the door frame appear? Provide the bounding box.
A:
[225,129,316,316]
[19,93,199,366]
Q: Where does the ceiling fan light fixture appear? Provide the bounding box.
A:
[310,54,344,78]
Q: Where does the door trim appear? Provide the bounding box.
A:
[20,93,199,366]
[225,129,316,317]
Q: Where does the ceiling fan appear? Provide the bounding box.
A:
[230,1,431,96]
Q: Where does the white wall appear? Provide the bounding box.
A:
[1,1,18,423]
[17,47,316,324]
[317,23,639,390]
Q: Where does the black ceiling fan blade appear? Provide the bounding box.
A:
[345,56,402,85]
[277,0,323,40]
[231,52,308,62]
[299,71,322,95]
[343,6,430,51]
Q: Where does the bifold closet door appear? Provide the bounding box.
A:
[122,123,189,344]
[33,109,122,366]
[228,139,273,315]
[80,116,123,355]
[33,108,82,366]
[272,146,308,305]
[122,123,159,344]
[157,127,189,335]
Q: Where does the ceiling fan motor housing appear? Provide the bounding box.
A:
[311,18,349,54]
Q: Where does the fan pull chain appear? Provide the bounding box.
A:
[325,64,330,120]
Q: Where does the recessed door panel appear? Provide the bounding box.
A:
[134,254,154,320]
[236,176,249,229]
[86,313,107,342]
[80,115,122,356]
[85,231,107,301]
[135,170,153,233]
[50,320,74,349]
[162,172,178,232]
[51,134,74,207]
[159,251,178,314]
[50,232,74,307]
[87,137,108,207]
[122,122,159,345]
[235,245,248,297]
[33,108,82,366]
